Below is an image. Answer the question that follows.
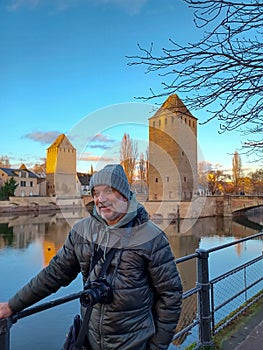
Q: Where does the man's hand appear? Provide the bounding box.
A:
[0,303,13,318]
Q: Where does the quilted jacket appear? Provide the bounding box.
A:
[8,195,182,350]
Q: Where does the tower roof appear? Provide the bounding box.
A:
[47,133,75,150]
[150,94,197,120]
[19,163,27,170]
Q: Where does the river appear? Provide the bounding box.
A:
[0,207,262,349]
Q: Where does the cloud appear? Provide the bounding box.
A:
[77,152,116,162]
[93,0,148,15]
[85,133,116,150]
[23,131,61,145]
[7,0,41,11]
[91,134,115,143]
[89,144,112,150]
[7,0,80,11]
[6,0,148,14]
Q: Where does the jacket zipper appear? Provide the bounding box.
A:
[99,303,105,349]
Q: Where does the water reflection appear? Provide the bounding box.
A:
[1,210,262,255]
[0,209,262,350]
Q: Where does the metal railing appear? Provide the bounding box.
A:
[1,231,263,350]
[171,230,263,349]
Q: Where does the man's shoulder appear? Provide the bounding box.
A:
[71,216,95,236]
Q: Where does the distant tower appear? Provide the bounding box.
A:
[148,94,198,201]
[46,134,76,198]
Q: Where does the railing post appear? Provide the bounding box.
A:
[196,249,214,348]
[0,317,11,350]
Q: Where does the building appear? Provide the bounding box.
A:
[148,94,198,201]
[76,172,92,196]
[0,164,40,197]
[46,134,77,198]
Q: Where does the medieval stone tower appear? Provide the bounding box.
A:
[46,134,76,198]
[148,94,198,201]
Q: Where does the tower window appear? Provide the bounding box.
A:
[155,178,158,183]
[159,120,161,127]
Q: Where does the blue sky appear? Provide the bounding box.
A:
[1,0,260,173]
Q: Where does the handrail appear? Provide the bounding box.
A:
[205,231,263,253]
[10,290,84,324]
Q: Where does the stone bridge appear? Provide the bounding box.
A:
[223,195,263,216]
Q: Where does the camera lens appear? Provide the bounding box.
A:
[80,292,94,307]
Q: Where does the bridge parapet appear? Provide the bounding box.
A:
[223,195,263,216]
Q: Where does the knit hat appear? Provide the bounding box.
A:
[89,164,131,199]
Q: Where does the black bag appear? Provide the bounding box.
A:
[62,314,84,350]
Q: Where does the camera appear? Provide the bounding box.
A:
[80,278,113,307]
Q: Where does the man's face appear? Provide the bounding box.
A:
[93,185,128,225]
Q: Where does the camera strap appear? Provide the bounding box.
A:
[98,248,117,278]
[73,248,117,350]
[90,246,118,277]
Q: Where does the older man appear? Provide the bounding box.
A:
[0,164,182,350]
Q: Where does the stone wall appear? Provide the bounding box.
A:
[0,195,225,218]
[142,196,224,220]
[0,196,58,214]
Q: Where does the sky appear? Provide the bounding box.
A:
[1,0,261,174]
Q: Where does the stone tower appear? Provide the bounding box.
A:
[148,94,198,201]
[46,134,76,198]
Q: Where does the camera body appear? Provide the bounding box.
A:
[80,278,113,307]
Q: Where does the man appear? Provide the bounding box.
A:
[0,164,182,350]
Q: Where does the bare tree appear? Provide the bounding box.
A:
[207,170,224,195]
[249,168,263,194]
[138,152,145,190]
[198,161,210,194]
[0,155,11,168]
[120,133,138,184]
[128,0,263,155]
[144,146,149,186]
[138,151,149,192]
[232,151,242,194]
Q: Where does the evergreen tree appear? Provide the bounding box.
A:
[0,177,18,200]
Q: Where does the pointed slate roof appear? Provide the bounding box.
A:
[0,168,16,177]
[0,167,38,178]
[47,133,75,151]
[77,172,92,186]
[150,94,197,120]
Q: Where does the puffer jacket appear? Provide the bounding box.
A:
[9,196,182,350]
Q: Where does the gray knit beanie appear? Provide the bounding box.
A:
[89,164,131,199]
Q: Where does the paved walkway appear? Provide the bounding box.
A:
[236,320,263,350]
[221,298,263,350]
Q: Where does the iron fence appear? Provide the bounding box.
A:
[0,231,262,350]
